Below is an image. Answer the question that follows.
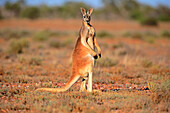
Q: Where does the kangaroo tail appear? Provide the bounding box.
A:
[35,75,80,93]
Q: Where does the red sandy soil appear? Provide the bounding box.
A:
[0,19,170,31]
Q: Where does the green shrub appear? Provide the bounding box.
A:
[8,39,29,54]
[21,7,40,19]
[157,15,170,22]
[140,18,158,26]
[33,31,49,42]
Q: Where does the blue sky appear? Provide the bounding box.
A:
[0,0,170,8]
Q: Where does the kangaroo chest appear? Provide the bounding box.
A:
[87,27,95,50]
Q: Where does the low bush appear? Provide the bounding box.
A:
[141,59,152,68]
[8,39,29,54]
[157,15,170,22]
[140,18,158,26]
[131,32,143,39]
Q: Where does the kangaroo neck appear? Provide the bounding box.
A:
[82,21,92,28]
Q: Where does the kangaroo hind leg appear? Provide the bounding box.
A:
[87,72,93,92]
[80,74,88,92]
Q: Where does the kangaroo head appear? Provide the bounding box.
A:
[80,7,93,23]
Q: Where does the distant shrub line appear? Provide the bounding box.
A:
[0,0,169,24]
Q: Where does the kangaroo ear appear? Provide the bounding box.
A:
[80,7,86,15]
[88,8,93,15]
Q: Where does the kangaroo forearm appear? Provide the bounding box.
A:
[94,38,101,53]
[81,38,96,55]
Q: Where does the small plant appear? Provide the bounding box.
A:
[8,39,29,54]
[96,57,118,67]
[145,31,157,37]
[143,37,155,44]
[29,57,42,65]
[33,31,49,42]
[148,82,157,92]
[49,31,69,37]
[97,31,113,38]
[131,32,143,39]
[18,56,27,64]
[122,31,131,37]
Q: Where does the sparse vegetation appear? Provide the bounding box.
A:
[8,39,29,54]
[29,57,42,65]
[161,30,170,38]
[0,29,31,40]
[96,57,118,67]
[0,2,169,111]
[143,37,155,44]
[33,30,49,42]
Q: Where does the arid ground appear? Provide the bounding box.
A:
[0,19,170,112]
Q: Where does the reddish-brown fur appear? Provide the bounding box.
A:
[36,8,101,92]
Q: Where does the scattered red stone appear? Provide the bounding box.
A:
[0,82,149,93]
